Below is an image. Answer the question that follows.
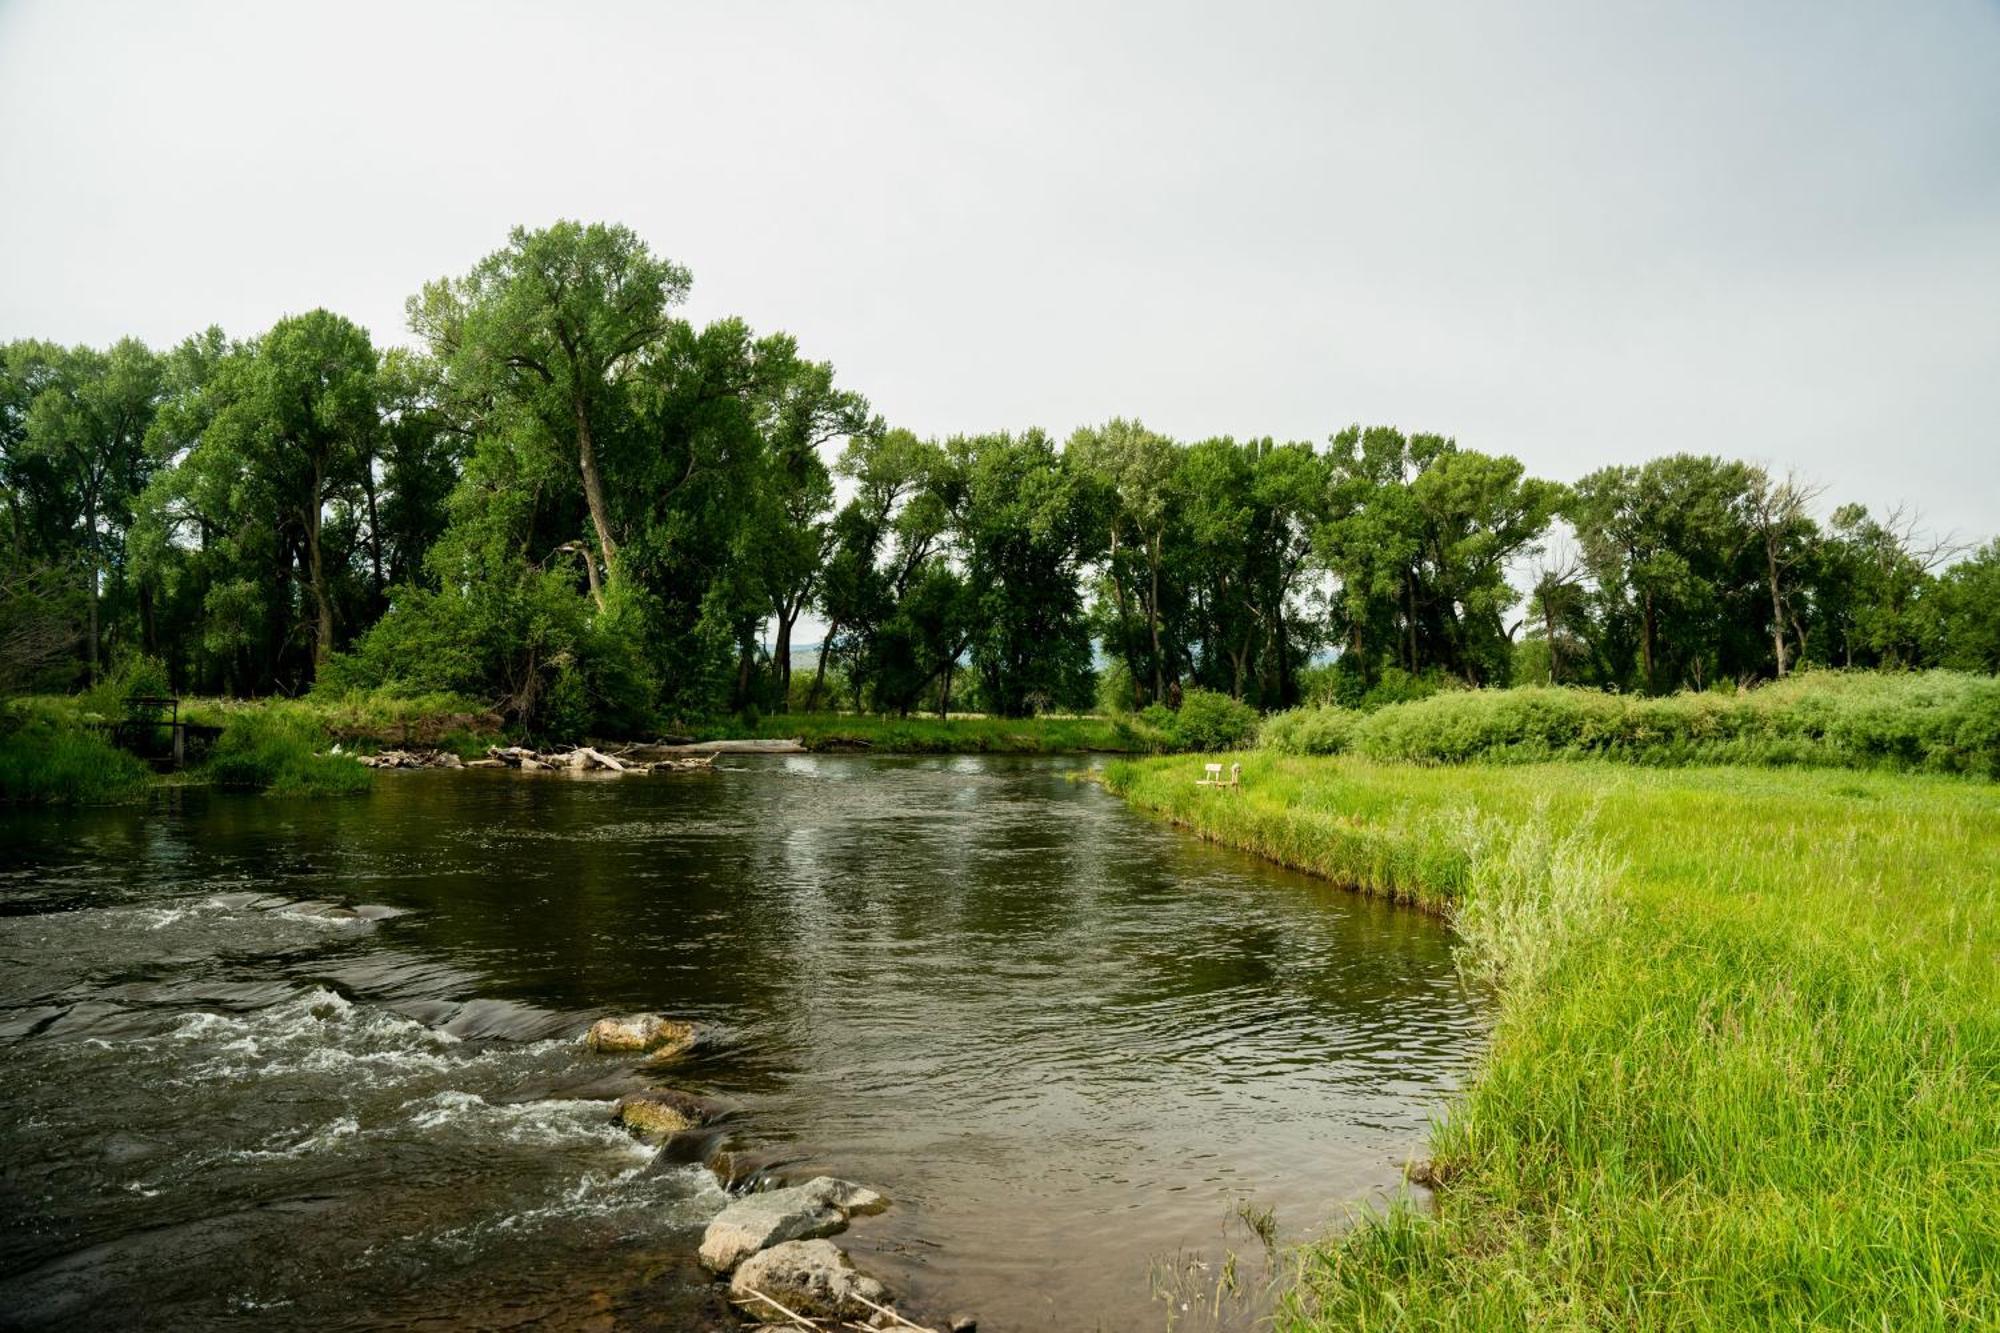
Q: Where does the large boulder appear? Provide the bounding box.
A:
[729,1239,890,1321]
[585,1013,696,1058]
[612,1088,718,1139]
[698,1176,887,1273]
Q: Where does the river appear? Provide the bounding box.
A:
[0,755,1485,1331]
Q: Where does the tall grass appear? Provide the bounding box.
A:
[1104,754,2000,1328]
[1260,670,2000,777]
[0,700,151,804]
[199,704,372,796]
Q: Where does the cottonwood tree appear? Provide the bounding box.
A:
[410,221,688,606]
[1069,418,1179,704]
[1746,468,1825,678]
[16,339,163,682]
[225,312,378,674]
[954,430,1099,717]
[1570,455,1763,691]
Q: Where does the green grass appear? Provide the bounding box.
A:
[1103,753,2000,1329]
[697,710,1146,754]
[186,688,505,756]
[0,699,152,804]
[197,703,372,795]
[1259,670,2000,778]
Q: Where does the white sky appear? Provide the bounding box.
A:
[2,0,1996,548]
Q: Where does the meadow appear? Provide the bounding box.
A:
[1102,753,2000,1328]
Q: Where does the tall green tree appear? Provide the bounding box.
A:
[410,221,689,605]
[1069,419,1179,704]
[1570,455,1764,691]
[954,430,1098,716]
[16,339,164,681]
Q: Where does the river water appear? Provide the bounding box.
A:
[0,756,1485,1332]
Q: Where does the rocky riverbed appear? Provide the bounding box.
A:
[587,1009,964,1331]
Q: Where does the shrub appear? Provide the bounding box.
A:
[1259,704,1357,755]
[1163,687,1260,751]
[200,705,371,796]
[1095,661,1137,716]
[0,704,150,804]
[79,652,172,721]
[1268,672,2000,777]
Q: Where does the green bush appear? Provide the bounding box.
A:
[1163,687,1260,751]
[0,704,150,804]
[1094,661,1136,716]
[1258,671,2000,777]
[1295,661,1457,712]
[200,705,371,796]
[1259,704,1356,755]
[79,652,172,721]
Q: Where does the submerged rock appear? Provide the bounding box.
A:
[698,1176,888,1273]
[728,1238,890,1320]
[585,1013,696,1057]
[612,1088,718,1139]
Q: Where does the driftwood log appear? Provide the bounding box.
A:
[356,745,714,774]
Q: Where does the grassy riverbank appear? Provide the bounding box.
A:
[1,694,1146,804]
[1103,754,2000,1328]
[0,694,384,803]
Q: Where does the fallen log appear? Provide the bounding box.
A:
[638,737,807,756]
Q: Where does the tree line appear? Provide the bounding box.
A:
[3,221,1996,730]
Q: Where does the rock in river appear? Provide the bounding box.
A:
[729,1238,891,1321]
[612,1088,717,1139]
[585,1013,696,1058]
[698,1176,887,1273]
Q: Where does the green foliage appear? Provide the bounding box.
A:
[1109,755,2000,1329]
[1931,540,2000,673]
[1162,687,1260,751]
[1259,670,2000,777]
[199,705,371,795]
[1094,660,1135,716]
[78,651,170,720]
[9,229,2000,741]
[696,710,1140,754]
[291,686,503,753]
[1258,703,1356,755]
[0,701,150,804]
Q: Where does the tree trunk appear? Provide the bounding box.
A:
[1765,536,1789,679]
[84,492,99,685]
[1148,531,1165,701]
[573,391,616,608]
[305,470,333,676]
[1108,524,1142,708]
[362,463,386,599]
[805,619,838,713]
[1274,604,1292,706]
[772,609,796,712]
[1641,589,1656,693]
[734,636,756,708]
[1405,576,1418,674]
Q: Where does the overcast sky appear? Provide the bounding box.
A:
[2,0,1996,544]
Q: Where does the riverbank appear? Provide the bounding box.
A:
[1103,754,2000,1328]
[694,711,1144,754]
[0,695,1152,805]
